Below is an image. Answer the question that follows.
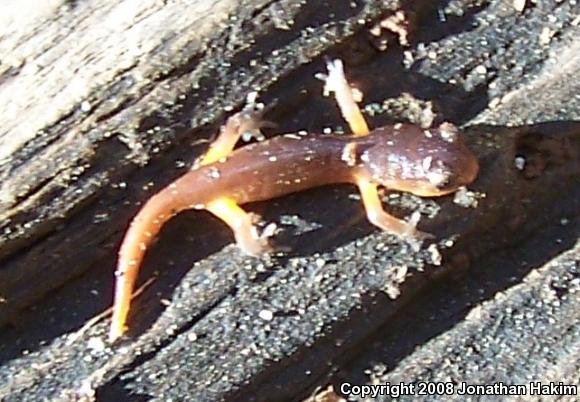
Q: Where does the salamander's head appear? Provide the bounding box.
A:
[359,123,479,197]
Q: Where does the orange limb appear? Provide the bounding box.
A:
[356,175,431,244]
[199,102,271,256]
[321,59,370,137]
[206,198,272,256]
[199,101,264,166]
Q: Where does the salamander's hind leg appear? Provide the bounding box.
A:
[206,197,273,256]
[199,95,266,166]
[356,176,433,248]
[318,59,370,137]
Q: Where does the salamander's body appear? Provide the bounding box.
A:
[169,134,358,206]
[109,60,479,342]
[147,124,476,209]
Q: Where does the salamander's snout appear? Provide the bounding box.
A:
[424,155,479,195]
[419,127,479,196]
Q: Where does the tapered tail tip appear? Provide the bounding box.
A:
[108,322,127,343]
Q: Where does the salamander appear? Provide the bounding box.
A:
[109,60,479,341]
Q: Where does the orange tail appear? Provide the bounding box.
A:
[109,191,182,341]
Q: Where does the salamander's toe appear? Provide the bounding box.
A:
[233,218,276,256]
[403,228,434,251]
[238,235,274,257]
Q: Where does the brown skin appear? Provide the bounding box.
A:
[358,123,479,196]
[109,59,479,342]
[123,123,479,224]
[170,123,478,204]
[110,120,478,341]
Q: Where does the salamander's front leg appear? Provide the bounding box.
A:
[199,100,265,166]
[206,197,272,256]
[356,175,431,245]
[320,59,370,137]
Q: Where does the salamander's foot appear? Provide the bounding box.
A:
[316,59,369,136]
[400,226,434,251]
[402,210,434,248]
[206,197,276,257]
[237,216,276,256]
[199,94,268,166]
[237,231,274,256]
[233,100,269,142]
[357,176,434,250]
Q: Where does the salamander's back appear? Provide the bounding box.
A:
[182,134,359,205]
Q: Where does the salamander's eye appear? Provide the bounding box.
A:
[426,162,456,190]
[437,172,456,190]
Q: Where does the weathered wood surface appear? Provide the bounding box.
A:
[336,215,580,402]
[0,0,578,401]
[1,0,391,322]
